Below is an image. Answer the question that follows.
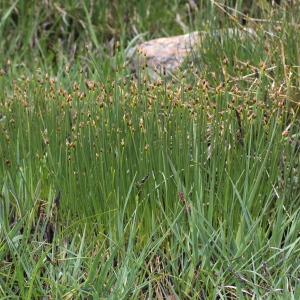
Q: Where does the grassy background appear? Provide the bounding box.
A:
[0,0,294,69]
[0,0,300,298]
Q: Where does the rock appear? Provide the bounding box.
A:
[127,28,256,81]
[127,31,200,80]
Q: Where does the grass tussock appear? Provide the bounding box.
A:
[0,1,300,299]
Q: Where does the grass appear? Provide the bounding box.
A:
[0,0,300,298]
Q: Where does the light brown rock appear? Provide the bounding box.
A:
[127,31,200,80]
